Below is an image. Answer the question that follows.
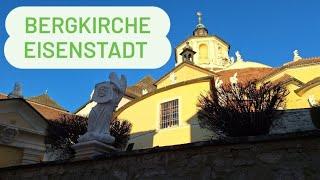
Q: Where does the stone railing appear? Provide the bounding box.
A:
[1,130,320,179]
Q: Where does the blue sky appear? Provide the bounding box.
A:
[1,0,320,112]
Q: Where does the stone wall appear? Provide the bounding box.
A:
[1,130,320,180]
[271,108,316,134]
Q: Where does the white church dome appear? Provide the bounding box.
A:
[224,60,271,70]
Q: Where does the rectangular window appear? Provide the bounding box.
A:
[160,99,179,129]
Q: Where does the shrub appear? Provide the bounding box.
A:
[197,81,289,137]
[45,114,132,160]
[45,114,87,160]
[110,118,132,150]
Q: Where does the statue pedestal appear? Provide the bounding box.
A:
[72,140,117,160]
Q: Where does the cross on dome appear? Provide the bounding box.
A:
[196,11,205,28]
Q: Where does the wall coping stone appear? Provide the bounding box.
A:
[1,129,320,172]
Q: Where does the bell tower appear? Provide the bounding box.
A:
[175,11,231,70]
[179,42,196,63]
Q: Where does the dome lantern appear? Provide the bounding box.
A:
[193,11,208,37]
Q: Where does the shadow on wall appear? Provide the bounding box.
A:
[186,113,216,143]
[128,130,157,150]
[127,113,216,150]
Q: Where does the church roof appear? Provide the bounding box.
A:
[28,93,65,111]
[223,60,271,70]
[0,93,7,100]
[154,61,217,86]
[216,67,275,85]
[283,56,320,68]
[272,74,304,87]
[0,92,70,120]
[126,76,157,97]
[260,57,320,82]
[294,76,320,96]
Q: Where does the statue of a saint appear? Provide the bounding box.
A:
[293,50,302,61]
[78,72,127,144]
[8,82,23,98]
[235,51,243,62]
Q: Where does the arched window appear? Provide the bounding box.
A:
[199,44,208,59]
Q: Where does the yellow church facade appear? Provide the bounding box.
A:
[78,13,320,150]
[116,14,320,150]
[115,63,216,149]
[259,58,320,109]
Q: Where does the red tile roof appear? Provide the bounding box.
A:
[283,57,320,68]
[216,67,275,85]
[271,74,304,86]
[126,76,157,97]
[28,101,70,120]
[260,57,320,82]
[28,93,65,111]
[294,76,320,96]
[0,93,7,100]
[0,93,69,120]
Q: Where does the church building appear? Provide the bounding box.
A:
[77,12,320,150]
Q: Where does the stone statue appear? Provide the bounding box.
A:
[293,50,302,61]
[308,95,318,107]
[142,89,148,95]
[78,72,127,144]
[235,51,243,62]
[8,82,23,98]
[215,77,223,92]
[229,57,235,64]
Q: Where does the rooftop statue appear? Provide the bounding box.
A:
[8,82,23,98]
[229,57,235,64]
[78,72,127,144]
[293,50,302,61]
[235,51,243,62]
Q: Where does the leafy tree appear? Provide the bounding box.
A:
[197,81,289,137]
[45,114,132,160]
